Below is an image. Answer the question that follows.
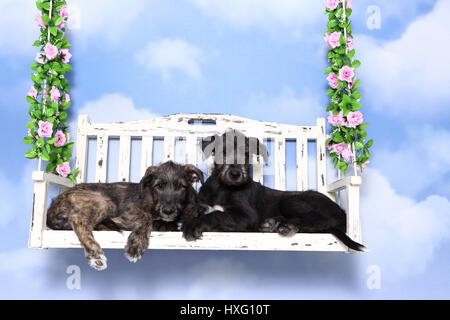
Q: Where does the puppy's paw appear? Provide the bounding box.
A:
[182,219,205,241]
[87,253,107,271]
[277,223,299,237]
[259,218,280,232]
[125,232,149,263]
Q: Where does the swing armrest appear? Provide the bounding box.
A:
[326,175,362,244]
[31,171,74,188]
[326,175,362,193]
[29,171,74,249]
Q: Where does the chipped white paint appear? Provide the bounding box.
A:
[140,136,153,177]
[118,135,131,182]
[29,113,363,252]
[95,134,108,183]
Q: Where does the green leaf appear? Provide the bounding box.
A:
[26,96,36,104]
[23,136,34,145]
[365,139,373,148]
[351,60,361,68]
[41,15,50,25]
[26,121,35,129]
[46,163,57,173]
[25,149,37,159]
[324,67,333,75]
[332,131,344,143]
[351,91,361,100]
[41,2,51,10]
[53,16,63,26]
[68,174,77,185]
[49,26,58,36]
[41,150,50,161]
[30,62,39,71]
[347,49,355,58]
[352,79,361,90]
[61,101,71,109]
[355,141,364,150]
[62,64,72,72]
[326,89,335,96]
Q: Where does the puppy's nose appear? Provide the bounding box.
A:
[230,170,241,179]
[162,208,176,215]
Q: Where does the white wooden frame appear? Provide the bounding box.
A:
[29,113,363,252]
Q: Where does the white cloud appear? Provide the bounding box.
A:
[77,93,158,123]
[357,0,450,118]
[70,0,149,45]
[189,0,324,38]
[360,169,450,278]
[185,258,257,299]
[244,88,323,125]
[135,39,204,81]
[375,125,450,198]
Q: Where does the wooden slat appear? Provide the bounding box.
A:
[347,184,362,244]
[41,230,350,252]
[297,137,308,191]
[75,114,90,183]
[140,136,153,177]
[118,135,131,182]
[186,135,197,165]
[316,118,327,194]
[252,136,265,184]
[28,180,48,249]
[274,138,286,191]
[95,134,108,183]
[164,136,175,162]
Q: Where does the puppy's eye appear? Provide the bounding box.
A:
[178,183,187,189]
[156,183,164,189]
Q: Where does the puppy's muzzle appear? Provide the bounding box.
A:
[160,207,178,222]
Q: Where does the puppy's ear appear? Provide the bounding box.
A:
[140,166,158,192]
[200,134,219,159]
[184,164,205,185]
[247,137,269,164]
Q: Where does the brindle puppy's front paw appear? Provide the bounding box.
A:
[124,232,149,263]
[87,253,107,271]
[182,218,206,241]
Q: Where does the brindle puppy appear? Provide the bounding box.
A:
[47,161,203,270]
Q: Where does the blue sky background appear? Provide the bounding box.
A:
[0,0,449,299]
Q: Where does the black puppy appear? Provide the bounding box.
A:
[182,130,366,251]
[47,161,203,270]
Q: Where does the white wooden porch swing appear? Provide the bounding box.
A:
[29,113,363,252]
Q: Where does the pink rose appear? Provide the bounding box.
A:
[35,14,46,29]
[327,0,340,10]
[327,32,341,49]
[332,142,347,155]
[60,49,72,63]
[358,160,370,170]
[37,121,53,138]
[59,5,69,19]
[44,43,58,60]
[35,52,45,64]
[346,35,354,51]
[64,93,71,102]
[324,32,330,45]
[328,110,345,126]
[27,86,38,99]
[345,0,352,9]
[326,72,339,89]
[341,146,353,161]
[56,162,71,178]
[58,21,65,29]
[345,111,363,128]
[338,65,355,83]
[50,86,61,102]
[54,130,67,147]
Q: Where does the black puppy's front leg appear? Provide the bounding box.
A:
[182,205,258,241]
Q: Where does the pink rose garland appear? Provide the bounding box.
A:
[37,121,53,138]
[44,43,58,60]
[338,65,354,83]
[56,162,71,178]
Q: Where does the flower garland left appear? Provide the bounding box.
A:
[24,0,78,184]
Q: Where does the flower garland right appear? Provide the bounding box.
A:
[324,0,372,174]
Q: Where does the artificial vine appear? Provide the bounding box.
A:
[324,0,372,174]
[23,0,78,184]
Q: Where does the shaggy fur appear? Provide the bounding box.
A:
[47,161,203,270]
[182,130,366,251]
